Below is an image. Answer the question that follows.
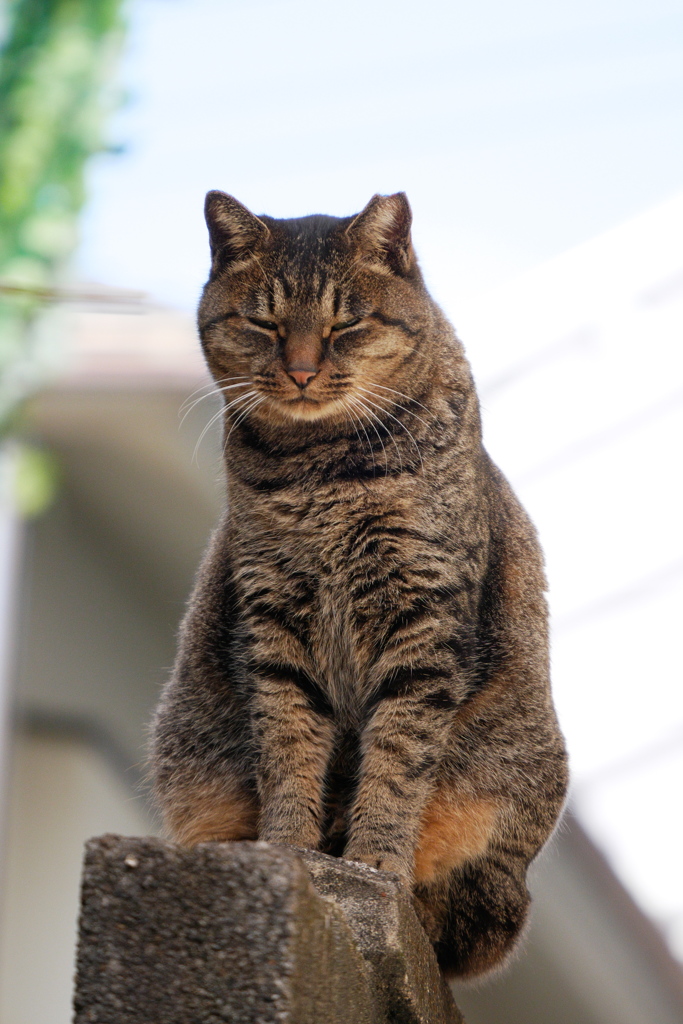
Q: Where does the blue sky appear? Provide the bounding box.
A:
[77,0,683,313]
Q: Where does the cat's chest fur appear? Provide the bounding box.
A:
[231,475,452,710]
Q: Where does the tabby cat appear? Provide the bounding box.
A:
[150,191,568,978]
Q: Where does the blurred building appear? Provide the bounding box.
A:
[1,194,683,1023]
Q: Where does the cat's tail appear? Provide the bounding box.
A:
[415,849,531,979]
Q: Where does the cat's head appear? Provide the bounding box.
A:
[198,191,435,426]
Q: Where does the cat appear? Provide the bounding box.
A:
[150,190,568,978]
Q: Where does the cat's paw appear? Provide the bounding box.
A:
[258,822,321,850]
[344,851,412,885]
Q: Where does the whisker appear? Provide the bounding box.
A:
[179,375,250,415]
[340,398,368,453]
[342,396,376,476]
[354,392,424,473]
[179,379,223,413]
[363,380,432,415]
[347,394,389,475]
[222,390,260,416]
[193,390,256,464]
[179,381,252,426]
[357,385,432,431]
[348,395,394,474]
[224,394,265,447]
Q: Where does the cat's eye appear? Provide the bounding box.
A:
[331,317,362,332]
[246,316,278,331]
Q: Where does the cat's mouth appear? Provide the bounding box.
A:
[283,393,324,413]
[265,388,348,422]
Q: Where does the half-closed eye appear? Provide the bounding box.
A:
[246,316,279,331]
[331,317,362,332]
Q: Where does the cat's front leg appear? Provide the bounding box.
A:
[252,662,335,850]
[344,669,458,885]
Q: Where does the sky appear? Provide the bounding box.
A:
[78,0,683,317]
[73,0,683,962]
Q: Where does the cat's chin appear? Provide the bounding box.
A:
[260,395,348,424]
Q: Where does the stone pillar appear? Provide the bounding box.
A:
[74,835,464,1024]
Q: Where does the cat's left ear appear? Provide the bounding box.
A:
[346,192,414,275]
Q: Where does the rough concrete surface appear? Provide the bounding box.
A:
[74,835,464,1024]
[300,849,463,1024]
[74,835,374,1024]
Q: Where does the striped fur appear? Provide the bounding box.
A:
[150,191,568,978]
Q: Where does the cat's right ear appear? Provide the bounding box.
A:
[204,191,269,272]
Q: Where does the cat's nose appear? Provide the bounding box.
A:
[288,367,318,387]
[284,331,322,387]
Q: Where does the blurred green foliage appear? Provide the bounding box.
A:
[11,440,59,515]
[0,0,125,511]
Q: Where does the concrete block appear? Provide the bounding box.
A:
[74,835,375,1024]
